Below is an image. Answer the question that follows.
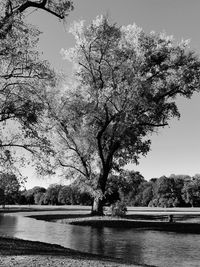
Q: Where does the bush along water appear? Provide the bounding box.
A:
[110,201,127,217]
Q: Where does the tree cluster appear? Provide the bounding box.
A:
[18,184,92,206]
[131,174,200,208]
[2,172,200,208]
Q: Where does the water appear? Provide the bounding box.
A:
[1,214,200,267]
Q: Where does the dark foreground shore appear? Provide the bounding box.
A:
[0,236,146,267]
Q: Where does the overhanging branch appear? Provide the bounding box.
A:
[58,159,87,177]
[0,0,73,38]
[17,1,65,19]
[0,143,39,154]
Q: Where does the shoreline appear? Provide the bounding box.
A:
[0,207,149,267]
[0,235,147,267]
[27,213,200,234]
[67,216,200,233]
[1,206,200,266]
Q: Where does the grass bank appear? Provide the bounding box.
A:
[66,216,200,233]
[26,209,200,234]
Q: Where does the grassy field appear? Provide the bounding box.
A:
[2,204,200,221]
[2,204,200,213]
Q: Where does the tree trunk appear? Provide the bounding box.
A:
[91,141,119,215]
[91,197,104,215]
[91,171,109,216]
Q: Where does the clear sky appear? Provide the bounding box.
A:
[24,0,200,188]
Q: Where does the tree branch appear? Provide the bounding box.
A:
[58,122,91,178]
[17,0,48,14]
[0,143,38,154]
[0,0,73,38]
[96,105,115,168]
[58,159,87,177]
[139,122,168,127]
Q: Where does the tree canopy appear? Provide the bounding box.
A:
[53,15,200,214]
[182,177,200,207]
[0,0,73,173]
[0,172,20,206]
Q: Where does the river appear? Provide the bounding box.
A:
[0,213,200,266]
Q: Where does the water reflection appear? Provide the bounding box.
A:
[1,214,200,266]
[0,215,18,236]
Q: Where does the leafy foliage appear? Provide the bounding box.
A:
[44,184,62,205]
[0,0,74,38]
[151,176,180,207]
[134,181,155,206]
[23,186,46,204]
[0,0,73,173]
[18,184,92,206]
[105,170,144,205]
[55,15,200,214]
[7,173,200,208]
[134,175,197,207]
[182,177,200,207]
[110,200,127,217]
[58,185,74,204]
[0,173,20,206]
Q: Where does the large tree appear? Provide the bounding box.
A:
[0,0,73,172]
[54,16,200,214]
[0,173,20,207]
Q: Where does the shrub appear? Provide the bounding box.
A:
[110,201,127,217]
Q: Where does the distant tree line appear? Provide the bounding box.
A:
[99,172,200,208]
[18,184,92,206]
[0,174,92,206]
[126,174,200,208]
[1,172,200,207]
